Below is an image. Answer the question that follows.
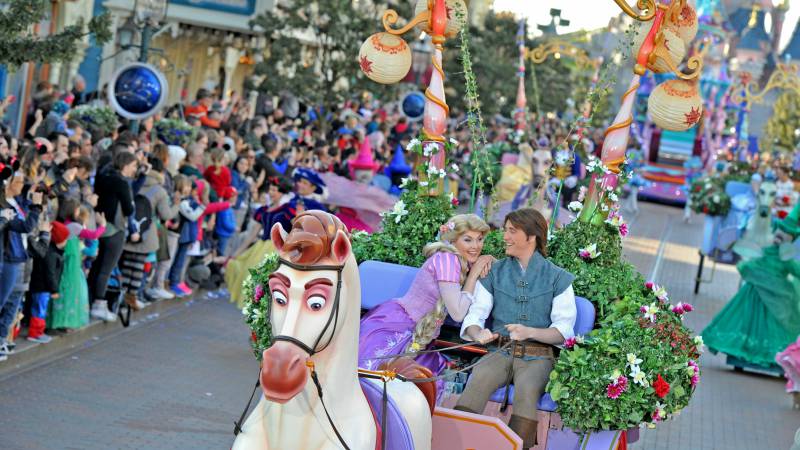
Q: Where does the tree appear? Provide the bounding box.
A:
[443,12,585,120]
[762,90,800,153]
[0,0,111,66]
[251,0,410,108]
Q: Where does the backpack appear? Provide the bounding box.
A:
[131,186,160,237]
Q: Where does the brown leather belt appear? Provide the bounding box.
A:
[495,336,554,359]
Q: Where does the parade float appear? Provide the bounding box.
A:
[234,1,706,449]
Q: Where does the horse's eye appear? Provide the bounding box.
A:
[273,291,288,306]
[307,295,326,311]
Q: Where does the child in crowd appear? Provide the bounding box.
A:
[168,177,205,297]
[28,221,69,343]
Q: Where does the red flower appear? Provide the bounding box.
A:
[703,206,709,214]
[778,210,789,219]
[451,197,460,206]
[653,374,670,398]
[694,185,702,192]
[250,331,258,342]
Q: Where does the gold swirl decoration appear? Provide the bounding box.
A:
[603,81,640,138]
[528,40,596,68]
[612,0,658,21]
[729,63,800,108]
[382,9,431,36]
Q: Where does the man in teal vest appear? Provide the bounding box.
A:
[455,208,576,448]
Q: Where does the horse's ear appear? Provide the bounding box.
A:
[331,230,351,264]
[271,223,288,252]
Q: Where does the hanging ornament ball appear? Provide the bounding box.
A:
[648,79,704,132]
[665,3,698,47]
[414,0,468,38]
[358,32,412,84]
[631,28,686,74]
[401,91,426,121]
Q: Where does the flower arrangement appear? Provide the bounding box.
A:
[548,281,701,431]
[154,118,198,147]
[689,177,731,216]
[352,180,456,267]
[68,105,119,138]
[241,253,279,359]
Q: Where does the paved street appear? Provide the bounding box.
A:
[0,298,259,450]
[0,203,798,449]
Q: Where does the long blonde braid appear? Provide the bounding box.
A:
[406,214,490,352]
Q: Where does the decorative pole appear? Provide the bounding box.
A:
[580,0,705,224]
[359,0,467,196]
[514,19,528,131]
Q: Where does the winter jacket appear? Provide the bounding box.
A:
[231,171,250,210]
[3,198,42,263]
[178,197,205,245]
[124,171,179,254]
[14,231,50,292]
[30,242,64,294]
[94,165,134,236]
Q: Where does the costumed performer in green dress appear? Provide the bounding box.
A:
[703,202,800,371]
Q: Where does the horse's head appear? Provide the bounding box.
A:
[530,149,553,190]
[260,210,358,404]
[758,181,777,218]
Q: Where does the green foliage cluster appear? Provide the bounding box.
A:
[0,1,111,66]
[68,106,119,139]
[548,220,643,320]
[250,0,408,107]
[548,286,700,431]
[154,119,198,148]
[242,253,279,359]
[352,180,456,267]
[482,229,507,260]
[688,177,732,217]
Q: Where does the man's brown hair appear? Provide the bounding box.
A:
[504,208,548,257]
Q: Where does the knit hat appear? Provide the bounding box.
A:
[777,202,800,237]
[51,221,70,245]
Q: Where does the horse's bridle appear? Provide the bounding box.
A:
[269,257,345,357]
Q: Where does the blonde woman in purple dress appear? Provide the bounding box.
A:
[358,214,492,382]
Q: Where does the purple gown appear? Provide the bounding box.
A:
[358,252,461,386]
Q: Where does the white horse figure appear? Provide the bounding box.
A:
[233,211,433,450]
[734,181,778,259]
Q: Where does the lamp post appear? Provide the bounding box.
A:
[411,35,432,86]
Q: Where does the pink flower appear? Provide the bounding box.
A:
[690,374,699,387]
[671,304,685,315]
[606,375,629,399]
[564,337,577,349]
[645,281,654,290]
[619,222,629,237]
[682,303,693,312]
[579,250,591,259]
[640,305,648,314]
[451,197,460,206]
[254,284,265,303]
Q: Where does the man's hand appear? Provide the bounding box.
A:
[475,328,499,344]
[505,324,534,341]
[30,192,43,206]
[63,167,78,184]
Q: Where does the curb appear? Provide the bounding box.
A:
[0,293,217,380]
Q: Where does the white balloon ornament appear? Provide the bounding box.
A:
[359,32,412,84]
[648,79,704,132]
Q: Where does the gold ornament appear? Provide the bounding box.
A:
[414,0,467,38]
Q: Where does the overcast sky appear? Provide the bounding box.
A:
[493,0,800,50]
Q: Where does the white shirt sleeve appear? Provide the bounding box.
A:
[550,285,577,340]
[460,280,493,341]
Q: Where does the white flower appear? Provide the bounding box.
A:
[449,137,458,145]
[451,163,459,172]
[712,194,720,203]
[406,138,420,151]
[694,335,704,349]
[420,181,429,187]
[242,306,250,316]
[575,335,585,344]
[438,168,447,178]
[427,165,440,177]
[568,201,583,212]
[600,203,609,212]
[578,186,588,201]
[399,177,412,188]
[423,143,438,157]
[641,302,659,322]
[253,308,263,320]
[391,200,408,223]
[626,353,643,368]
[608,192,619,202]
[630,365,649,387]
